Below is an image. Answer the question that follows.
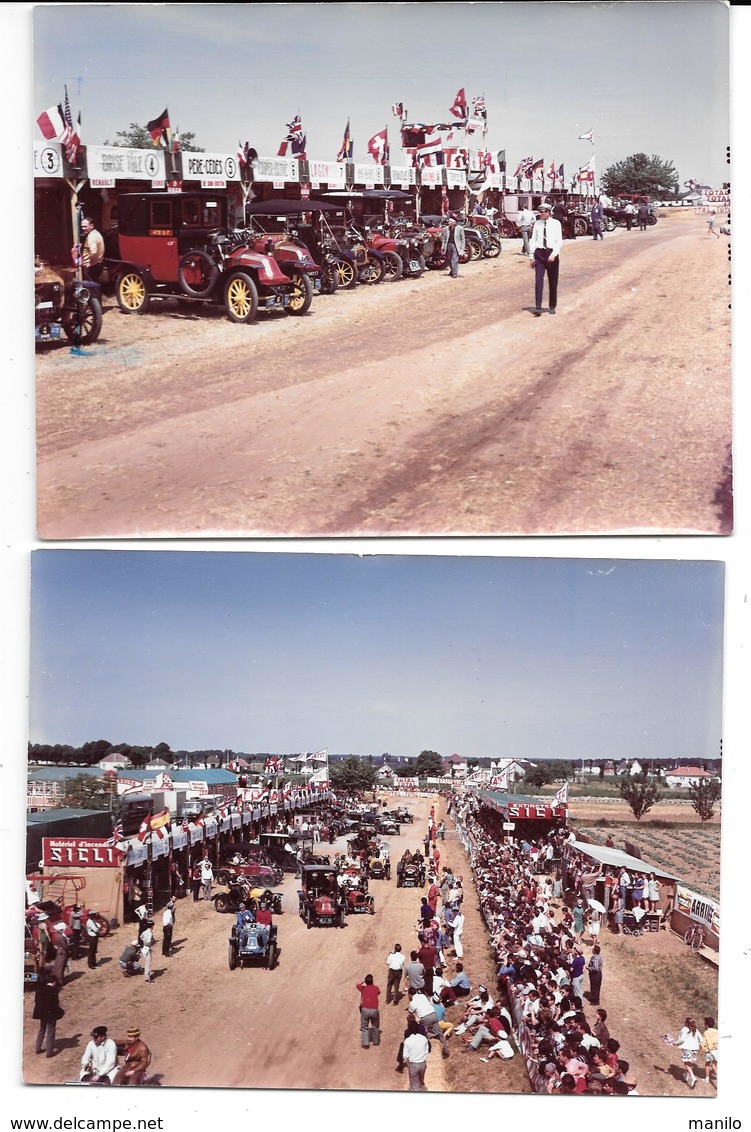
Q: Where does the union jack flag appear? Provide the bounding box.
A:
[513,155,534,178]
[278,114,306,159]
[107,820,125,848]
[472,94,487,121]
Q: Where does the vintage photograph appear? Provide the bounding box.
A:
[33,2,731,538]
[23,551,724,1096]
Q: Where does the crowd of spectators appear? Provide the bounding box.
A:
[450,797,640,1095]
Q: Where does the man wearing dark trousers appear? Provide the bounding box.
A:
[529,202,562,316]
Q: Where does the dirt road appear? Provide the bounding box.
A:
[35,211,731,538]
[23,794,716,1097]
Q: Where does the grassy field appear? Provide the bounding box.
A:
[573,818,721,903]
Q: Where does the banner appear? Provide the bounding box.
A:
[675,884,720,936]
[86,145,165,182]
[42,837,124,868]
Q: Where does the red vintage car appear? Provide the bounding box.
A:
[107,191,309,323]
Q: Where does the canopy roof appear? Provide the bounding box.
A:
[319,189,413,201]
[566,839,678,882]
[245,199,343,215]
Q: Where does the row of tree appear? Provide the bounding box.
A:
[619,775,721,823]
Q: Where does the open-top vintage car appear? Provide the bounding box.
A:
[214,880,283,916]
[215,857,283,889]
[35,261,103,347]
[368,853,391,881]
[298,864,345,928]
[396,851,426,888]
[228,919,278,970]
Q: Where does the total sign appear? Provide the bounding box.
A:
[42,837,124,868]
[182,152,239,182]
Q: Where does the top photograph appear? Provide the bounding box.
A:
[33,1,731,539]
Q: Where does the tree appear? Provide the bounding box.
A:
[619,774,661,821]
[688,778,722,822]
[103,123,204,152]
[523,760,571,789]
[59,772,110,810]
[395,760,417,778]
[330,756,376,795]
[601,153,679,198]
[415,750,444,778]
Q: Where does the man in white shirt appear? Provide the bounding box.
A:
[452,909,466,959]
[80,1026,119,1084]
[162,899,175,957]
[402,1025,430,1091]
[385,943,406,1005]
[407,989,450,1057]
[529,202,563,315]
[517,205,536,256]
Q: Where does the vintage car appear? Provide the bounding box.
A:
[396,852,426,888]
[342,887,375,915]
[214,881,283,916]
[228,919,278,970]
[298,864,345,928]
[107,191,312,323]
[367,854,391,881]
[35,261,103,347]
[377,816,401,837]
[215,857,283,889]
[256,833,314,873]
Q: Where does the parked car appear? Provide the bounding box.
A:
[107,191,302,323]
[35,262,102,348]
[215,858,283,888]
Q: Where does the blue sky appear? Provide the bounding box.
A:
[29,552,724,761]
[32,1,730,187]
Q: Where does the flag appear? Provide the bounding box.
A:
[310,766,329,787]
[556,162,565,184]
[136,814,153,843]
[367,127,389,164]
[150,808,171,831]
[391,101,404,118]
[552,781,569,807]
[146,107,171,148]
[61,86,81,163]
[237,140,248,167]
[472,94,487,121]
[181,818,191,833]
[336,119,353,162]
[513,155,534,178]
[497,149,506,173]
[278,114,306,159]
[107,820,125,848]
[529,158,544,180]
[547,160,557,181]
[449,87,467,119]
[577,156,596,182]
[36,103,65,140]
[578,128,594,144]
[310,749,328,764]
[401,125,427,148]
[414,136,444,166]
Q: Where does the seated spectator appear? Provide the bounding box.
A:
[438,962,471,1006]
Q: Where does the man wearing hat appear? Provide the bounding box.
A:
[80,1026,119,1084]
[113,1027,151,1086]
[529,202,563,316]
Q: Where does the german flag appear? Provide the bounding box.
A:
[146,108,171,148]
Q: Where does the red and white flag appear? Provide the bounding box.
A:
[414,136,444,166]
[367,127,389,164]
[449,87,467,119]
[36,103,65,141]
[578,128,594,144]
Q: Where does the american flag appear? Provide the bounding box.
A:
[61,86,81,163]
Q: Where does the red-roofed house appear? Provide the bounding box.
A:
[663,766,717,788]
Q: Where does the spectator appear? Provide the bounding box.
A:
[33,970,63,1058]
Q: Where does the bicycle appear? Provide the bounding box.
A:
[684,923,706,951]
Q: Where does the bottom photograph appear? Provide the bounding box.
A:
[23,551,723,1096]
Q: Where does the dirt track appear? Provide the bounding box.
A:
[23,794,717,1097]
[35,211,731,538]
